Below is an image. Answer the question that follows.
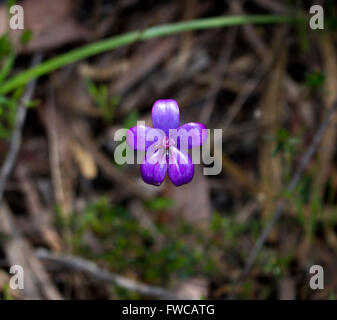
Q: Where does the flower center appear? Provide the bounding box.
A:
[162,136,174,149]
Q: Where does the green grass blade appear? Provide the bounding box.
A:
[0,53,15,84]
[0,14,297,94]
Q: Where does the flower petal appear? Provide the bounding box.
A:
[170,122,207,149]
[152,99,180,136]
[140,148,167,186]
[168,147,194,186]
[126,125,164,151]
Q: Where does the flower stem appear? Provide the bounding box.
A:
[0,14,300,94]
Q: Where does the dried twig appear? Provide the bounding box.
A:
[16,163,62,252]
[199,27,237,124]
[221,63,265,133]
[253,0,291,13]
[36,249,190,300]
[0,203,62,299]
[259,39,287,219]
[44,87,75,216]
[311,34,337,201]
[0,53,42,205]
[231,98,337,298]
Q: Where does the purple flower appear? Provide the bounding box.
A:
[126,99,207,187]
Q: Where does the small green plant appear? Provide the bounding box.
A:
[271,128,301,158]
[20,29,33,45]
[87,80,119,122]
[55,196,268,298]
[69,197,209,283]
[263,252,292,277]
[266,128,301,186]
[144,197,174,211]
[2,284,13,300]
[0,34,17,139]
[0,97,16,139]
[123,110,139,129]
[305,71,325,89]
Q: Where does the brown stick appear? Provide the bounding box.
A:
[0,203,63,299]
[36,249,190,300]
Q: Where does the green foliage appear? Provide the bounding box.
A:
[305,71,325,89]
[241,281,253,298]
[326,0,337,30]
[69,197,207,282]
[123,110,139,129]
[56,196,267,297]
[0,34,12,58]
[271,128,301,157]
[262,252,292,277]
[0,53,15,85]
[0,33,17,139]
[0,34,14,89]
[265,128,301,186]
[211,211,252,242]
[144,197,174,211]
[2,284,13,300]
[87,80,119,122]
[0,97,16,139]
[20,29,33,45]
[0,5,33,139]
[6,0,16,9]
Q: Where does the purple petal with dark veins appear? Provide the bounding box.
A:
[152,99,180,136]
[140,148,167,186]
[126,125,164,151]
[168,147,194,186]
[170,122,207,149]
